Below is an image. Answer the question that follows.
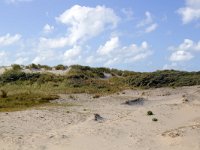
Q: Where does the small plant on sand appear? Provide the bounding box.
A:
[147,111,154,116]
[152,118,158,122]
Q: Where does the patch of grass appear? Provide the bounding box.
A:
[0,92,59,112]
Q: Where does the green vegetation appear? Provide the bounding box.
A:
[152,118,158,122]
[11,64,22,71]
[0,64,200,111]
[147,111,154,116]
[55,64,66,70]
[0,92,59,112]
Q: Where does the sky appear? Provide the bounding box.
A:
[0,0,200,71]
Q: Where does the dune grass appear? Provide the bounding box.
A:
[0,91,59,112]
[1,64,200,112]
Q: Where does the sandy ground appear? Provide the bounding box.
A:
[0,86,200,150]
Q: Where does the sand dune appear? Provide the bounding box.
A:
[0,86,200,150]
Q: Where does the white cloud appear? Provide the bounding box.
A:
[43,24,54,34]
[32,49,58,64]
[59,37,152,68]
[169,39,200,62]
[63,45,82,65]
[87,37,152,67]
[64,45,81,60]
[0,51,6,57]
[170,39,200,51]
[97,36,119,55]
[39,37,69,49]
[178,0,200,24]
[0,34,21,46]
[0,51,10,66]
[145,23,158,33]
[14,57,29,64]
[136,11,158,33]
[56,5,120,45]
[122,41,152,63]
[170,50,193,61]
[39,5,119,50]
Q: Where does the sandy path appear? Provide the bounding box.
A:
[0,86,200,150]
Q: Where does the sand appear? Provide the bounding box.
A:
[0,86,200,150]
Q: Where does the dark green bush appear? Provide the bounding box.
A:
[152,118,158,122]
[147,111,154,115]
[55,64,66,70]
[11,64,22,71]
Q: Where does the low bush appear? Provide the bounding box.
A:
[152,118,158,122]
[147,111,154,115]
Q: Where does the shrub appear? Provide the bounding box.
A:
[38,64,52,70]
[11,64,22,71]
[0,69,40,83]
[28,63,39,70]
[147,111,154,115]
[55,64,66,70]
[152,118,158,122]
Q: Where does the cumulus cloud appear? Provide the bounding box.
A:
[39,5,120,50]
[0,51,10,66]
[64,45,81,60]
[56,5,120,45]
[0,34,21,46]
[170,39,200,52]
[32,49,59,64]
[87,37,152,67]
[97,36,119,55]
[170,50,193,61]
[178,0,200,24]
[0,51,6,57]
[136,11,158,33]
[169,39,200,62]
[39,37,69,49]
[43,24,54,34]
[14,57,29,64]
[63,45,82,65]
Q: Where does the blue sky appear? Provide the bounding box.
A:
[0,0,200,71]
